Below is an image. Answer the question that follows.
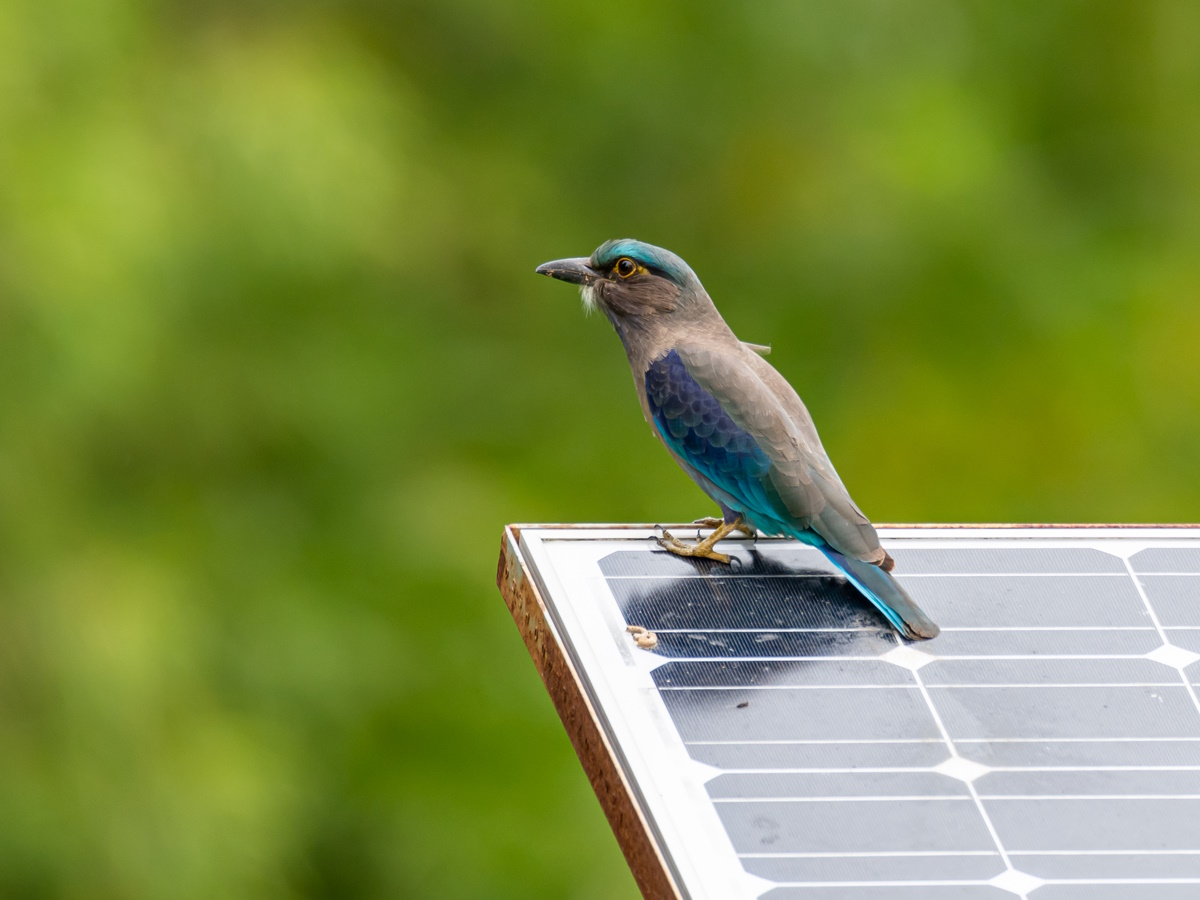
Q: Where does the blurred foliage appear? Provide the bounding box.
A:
[1,0,1199,897]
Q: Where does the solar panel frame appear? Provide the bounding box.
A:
[497,524,1200,900]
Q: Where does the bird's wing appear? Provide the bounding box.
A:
[663,343,885,565]
[644,349,779,518]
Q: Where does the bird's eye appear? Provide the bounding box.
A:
[616,258,637,279]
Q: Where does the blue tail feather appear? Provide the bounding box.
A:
[819,546,940,640]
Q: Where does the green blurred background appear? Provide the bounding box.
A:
[2,0,1199,897]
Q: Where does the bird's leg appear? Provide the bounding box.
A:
[658,517,749,564]
[692,516,757,538]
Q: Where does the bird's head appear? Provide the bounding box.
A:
[535,239,701,321]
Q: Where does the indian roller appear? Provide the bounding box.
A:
[536,239,939,640]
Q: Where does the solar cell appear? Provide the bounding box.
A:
[497,526,1200,900]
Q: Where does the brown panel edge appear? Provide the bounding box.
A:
[495,526,683,900]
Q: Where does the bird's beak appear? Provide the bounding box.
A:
[535,257,599,286]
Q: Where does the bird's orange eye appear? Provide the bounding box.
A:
[616,258,637,278]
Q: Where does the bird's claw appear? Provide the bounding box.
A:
[657,529,732,564]
[654,519,754,565]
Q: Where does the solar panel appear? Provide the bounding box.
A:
[497,525,1200,900]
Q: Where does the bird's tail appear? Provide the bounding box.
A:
[819,547,940,640]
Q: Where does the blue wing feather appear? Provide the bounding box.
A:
[645,350,778,519]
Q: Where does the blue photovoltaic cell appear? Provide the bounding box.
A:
[894,575,1148,628]
[1130,548,1200,573]
[885,546,1127,574]
[594,539,1200,897]
[1140,576,1200,626]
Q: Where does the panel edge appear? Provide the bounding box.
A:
[495,526,683,900]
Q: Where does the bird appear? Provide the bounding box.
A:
[535,239,939,641]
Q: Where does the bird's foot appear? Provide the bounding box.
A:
[657,529,731,563]
[657,517,749,564]
[692,516,757,538]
